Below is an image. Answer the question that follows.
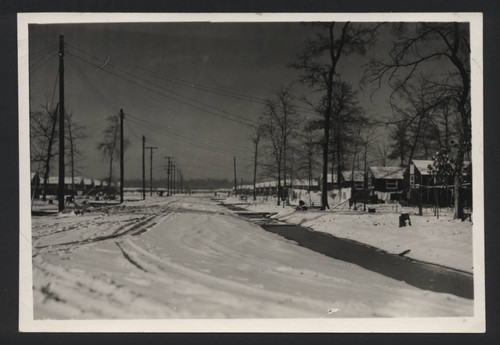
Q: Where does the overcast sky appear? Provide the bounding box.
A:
[29,21,395,182]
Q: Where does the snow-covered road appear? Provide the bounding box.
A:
[31,196,473,319]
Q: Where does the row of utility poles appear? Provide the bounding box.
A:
[57,34,183,211]
[164,156,184,196]
[140,136,185,200]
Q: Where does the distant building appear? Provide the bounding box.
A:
[368,166,405,202]
[402,159,472,207]
[317,173,338,190]
[289,179,315,191]
[30,174,118,197]
[340,170,364,190]
[255,180,278,195]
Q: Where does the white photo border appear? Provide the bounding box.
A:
[18,12,485,333]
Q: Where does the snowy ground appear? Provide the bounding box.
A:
[31,195,472,319]
[236,194,473,273]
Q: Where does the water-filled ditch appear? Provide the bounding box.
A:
[221,203,473,299]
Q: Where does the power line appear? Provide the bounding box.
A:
[48,68,60,112]
[67,54,117,113]
[67,54,254,159]
[65,42,317,115]
[29,44,58,60]
[66,50,255,126]
[127,113,254,154]
[66,43,266,104]
[126,115,254,161]
[30,50,58,75]
[104,61,258,125]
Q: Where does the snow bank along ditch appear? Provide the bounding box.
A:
[222,202,473,300]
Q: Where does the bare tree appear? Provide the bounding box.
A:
[367,22,471,219]
[300,120,321,192]
[375,137,390,166]
[330,80,365,194]
[291,22,377,209]
[30,102,59,201]
[262,100,283,206]
[249,121,265,201]
[392,79,447,164]
[387,113,411,167]
[96,114,128,185]
[65,112,87,191]
[270,86,301,204]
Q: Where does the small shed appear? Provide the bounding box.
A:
[368,166,405,192]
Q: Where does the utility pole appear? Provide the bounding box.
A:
[146,146,157,196]
[233,156,237,196]
[175,166,179,194]
[57,35,65,211]
[169,158,173,195]
[142,136,146,200]
[165,156,171,196]
[120,109,124,203]
[172,162,176,195]
[180,171,183,194]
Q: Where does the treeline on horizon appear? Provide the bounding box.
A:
[123,177,248,190]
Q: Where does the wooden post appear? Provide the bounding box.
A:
[120,109,124,203]
[58,35,65,211]
[142,136,146,200]
[233,156,237,196]
[146,146,157,196]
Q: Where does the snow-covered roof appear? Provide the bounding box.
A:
[289,179,310,187]
[318,173,338,183]
[413,159,471,176]
[412,160,435,175]
[255,181,278,188]
[369,166,405,180]
[341,170,364,182]
[47,176,77,184]
[82,178,93,185]
[74,176,93,185]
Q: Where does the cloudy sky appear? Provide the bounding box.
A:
[28,20,394,182]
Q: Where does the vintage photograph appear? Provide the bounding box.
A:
[18,13,484,332]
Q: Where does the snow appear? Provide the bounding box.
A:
[233,195,473,273]
[281,209,472,272]
[369,166,405,179]
[31,195,473,319]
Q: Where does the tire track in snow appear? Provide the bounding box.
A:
[34,211,173,253]
[118,236,327,311]
[115,241,148,272]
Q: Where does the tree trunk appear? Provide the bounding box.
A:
[322,71,333,210]
[277,162,281,206]
[418,187,423,216]
[68,124,75,193]
[336,117,342,195]
[42,106,59,201]
[283,143,287,204]
[252,139,258,201]
[108,152,114,185]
